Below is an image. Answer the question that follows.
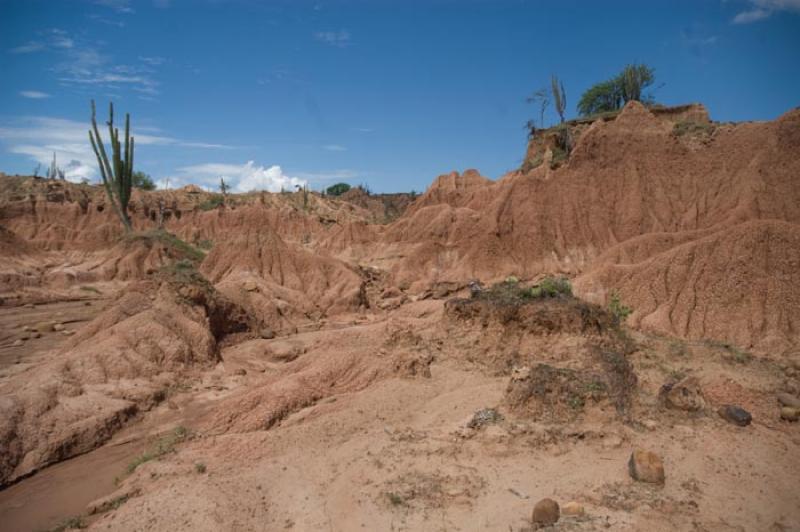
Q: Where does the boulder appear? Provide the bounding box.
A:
[777,393,800,409]
[661,377,705,411]
[628,449,665,484]
[531,498,560,527]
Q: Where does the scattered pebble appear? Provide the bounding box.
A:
[53,323,65,332]
[259,328,275,340]
[628,449,665,484]
[718,405,752,427]
[777,393,800,409]
[561,501,585,517]
[12,339,24,347]
[532,498,560,527]
[781,407,799,422]
[233,368,247,376]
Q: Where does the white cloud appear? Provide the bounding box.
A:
[323,144,347,152]
[732,0,800,23]
[314,30,351,47]
[20,91,51,99]
[175,161,307,193]
[0,116,230,183]
[733,8,772,22]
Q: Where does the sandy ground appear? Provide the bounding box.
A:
[0,299,790,532]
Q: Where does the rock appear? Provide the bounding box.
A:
[12,339,23,347]
[718,405,752,426]
[642,419,658,431]
[781,407,799,422]
[84,301,91,306]
[531,498,560,527]
[233,368,247,376]
[33,321,55,333]
[242,280,258,292]
[467,408,503,429]
[20,334,30,341]
[661,376,706,411]
[628,449,665,484]
[22,325,30,332]
[777,393,800,409]
[25,303,35,309]
[62,330,75,336]
[53,323,65,332]
[601,434,623,449]
[561,501,585,517]
[32,332,41,339]
[260,328,276,340]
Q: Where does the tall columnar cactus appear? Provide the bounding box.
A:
[89,100,134,231]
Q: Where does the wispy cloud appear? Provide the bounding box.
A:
[20,90,51,99]
[9,29,161,97]
[314,30,351,48]
[323,144,347,152]
[0,116,231,183]
[172,161,307,192]
[732,0,800,23]
[10,41,46,54]
[93,0,134,14]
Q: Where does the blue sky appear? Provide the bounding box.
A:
[0,0,798,192]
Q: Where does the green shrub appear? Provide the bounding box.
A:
[608,290,632,323]
[578,63,656,116]
[326,182,351,196]
[198,194,224,211]
[529,276,572,298]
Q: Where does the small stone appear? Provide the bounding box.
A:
[20,334,30,341]
[233,368,247,376]
[561,501,585,517]
[259,328,275,340]
[718,405,752,426]
[53,323,65,332]
[661,377,705,411]
[32,332,42,339]
[22,325,31,332]
[25,303,35,309]
[243,280,258,292]
[532,498,560,527]
[12,339,24,347]
[628,449,665,484]
[34,321,55,333]
[62,330,75,336]
[781,407,799,422]
[84,301,91,306]
[777,393,800,409]
[602,434,623,449]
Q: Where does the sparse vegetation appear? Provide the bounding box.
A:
[46,152,66,180]
[198,194,224,211]
[89,100,135,232]
[125,229,205,263]
[50,516,87,531]
[124,426,189,476]
[195,462,207,473]
[80,285,101,294]
[673,120,716,137]
[551,75,567,124]
[608,290,632,324]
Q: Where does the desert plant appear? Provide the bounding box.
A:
[551,75,567,124]
[132,170,156,190]
[526,86,550,130]
[89,100,135,231]
[578,63,656,116]
[326,182,351,196]
[608,290,632,323]
[46,152,66,180]
[198,194,224,211]
[219,176,229,197]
